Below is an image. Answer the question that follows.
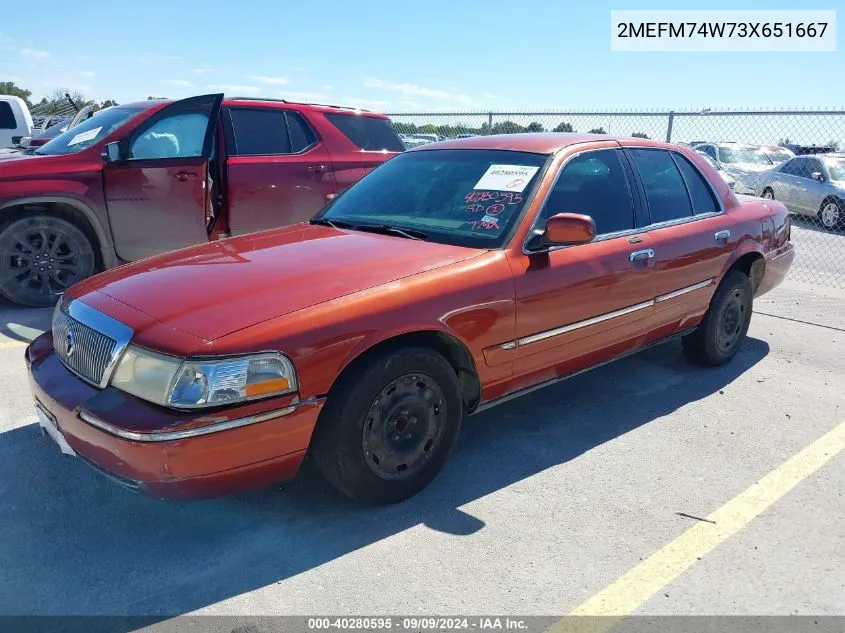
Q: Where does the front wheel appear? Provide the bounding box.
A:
[818,199,843,231]
[682,270,753,366]
[0,215,96,307]
[311,347,463,504]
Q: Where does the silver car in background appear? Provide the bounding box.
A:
[760,145,796,165]
[693,143,776,194]
[756,153,845,230]
[696,151,737,190]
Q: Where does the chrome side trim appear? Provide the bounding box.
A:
[473,327,698,414]
[60,300,134,388]
[655,279,714,303]
[78,399,323,442]
[518,299,654,347]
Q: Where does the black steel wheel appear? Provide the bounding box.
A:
[0,215,96,307]
[683,270,753,366]
[311,346,463,504]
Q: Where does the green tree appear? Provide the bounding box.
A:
[525,121,544,133]
[826,139,840,151]
[0,81,33,108]
[553,121,574,133]
[97,99,119,110]
[631,131,649,139]
[493,120,524,134]
[588,127,607,134]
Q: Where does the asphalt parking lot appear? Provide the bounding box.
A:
[0,226,843,624]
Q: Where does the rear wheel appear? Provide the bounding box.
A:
[0,215,96,307]
[682,270,753,366]
[818,198,843,231]
[311,347,462,504]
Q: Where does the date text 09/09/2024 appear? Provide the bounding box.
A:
[307,617,529,630]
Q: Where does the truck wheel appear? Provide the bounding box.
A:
[0,215,96,307]
[682,270,753,367]
[311,346,463,504]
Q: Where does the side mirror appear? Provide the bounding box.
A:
[102,141,121,163]
[811,171,825,182]
[543,212,596,246]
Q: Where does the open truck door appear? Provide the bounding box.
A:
[102,94,223,261]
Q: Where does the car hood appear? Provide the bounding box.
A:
[0,151,85,179]
[724,163,773,175]
[74,223,484,341]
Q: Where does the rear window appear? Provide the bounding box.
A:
[0,102,16,129]
[325,113,404,152]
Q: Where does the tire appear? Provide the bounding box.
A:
[761,187,774,200]
[311,346,463,504]
[818,198,844,231]
[0,215,96,307]
[682,270,753,367]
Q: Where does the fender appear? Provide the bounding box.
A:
[0,193,118,269]
[718,236,765,284]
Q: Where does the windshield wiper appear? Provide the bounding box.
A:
[351,224,428,240]
[311,218,427,240]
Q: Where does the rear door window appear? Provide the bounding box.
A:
[325,113,404,152]
[672,154,719,215]
[286,111,317,152]
[228,108,291,155]
[629,149,694,224]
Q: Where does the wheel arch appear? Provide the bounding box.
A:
[720,243,765,294]
[0,195,117,270]
[326,328,482,414]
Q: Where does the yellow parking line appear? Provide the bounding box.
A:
[549,420,845,633]
[0,340,27,350]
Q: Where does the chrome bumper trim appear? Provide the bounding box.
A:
[78,400,321,442]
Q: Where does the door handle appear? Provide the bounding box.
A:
[174,171,197,182]
[308,164,328,174]
[629,248,654,263]
[714,230,731,242]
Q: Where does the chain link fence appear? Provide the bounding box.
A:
[387,109,845,288]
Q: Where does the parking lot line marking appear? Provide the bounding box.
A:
[0,340,27,350]
[548,420,845,633]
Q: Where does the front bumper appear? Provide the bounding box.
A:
[26,332,324,500]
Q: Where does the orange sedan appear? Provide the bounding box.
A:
[27,133,794,503]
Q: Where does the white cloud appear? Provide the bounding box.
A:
[20,48,49,59]
[162,79,197,88]
[362,77,475,106]
[193,68,217,75]
[250,75,289,85]
[277,90,329,102]
[207,84,261,95]
[339,95,391,111]
[79,70,95,78]
[399,100,423,110]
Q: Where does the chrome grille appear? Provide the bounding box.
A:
[53,309,117,387]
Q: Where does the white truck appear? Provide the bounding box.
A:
[0,96,34,148]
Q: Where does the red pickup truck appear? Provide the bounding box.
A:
[0,94,403,306]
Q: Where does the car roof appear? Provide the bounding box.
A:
[408,133,680,155]
[117,97,390,118]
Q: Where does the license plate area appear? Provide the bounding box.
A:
[36,401,76,456]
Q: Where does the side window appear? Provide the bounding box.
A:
[629,149,693,224]
[700,145,717,160]
[806,158,824,178]
[130,112,209,160]
[228,108,290,155]
[791,158,810,179]
[673,154,719,215]
[779,159,798,175]
[286,111,317,153]
[542,149,634,235]
[0,102,16,129]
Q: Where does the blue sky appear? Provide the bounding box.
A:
[1,0,842,111]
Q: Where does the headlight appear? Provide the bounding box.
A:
[111,346,297,408]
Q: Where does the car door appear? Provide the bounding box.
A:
[778,157,814,214]
[509,147,658,379]
[224,107,337,235]
[792,156,827,217]
[768,158,800,210]
[102,94,223,261]
[625,148,733,340]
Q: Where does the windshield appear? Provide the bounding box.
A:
[718,147,773,166]
[35,107,142,155]
[826,158,845,181]
[315,149,547,248]
[765,151,793,164]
